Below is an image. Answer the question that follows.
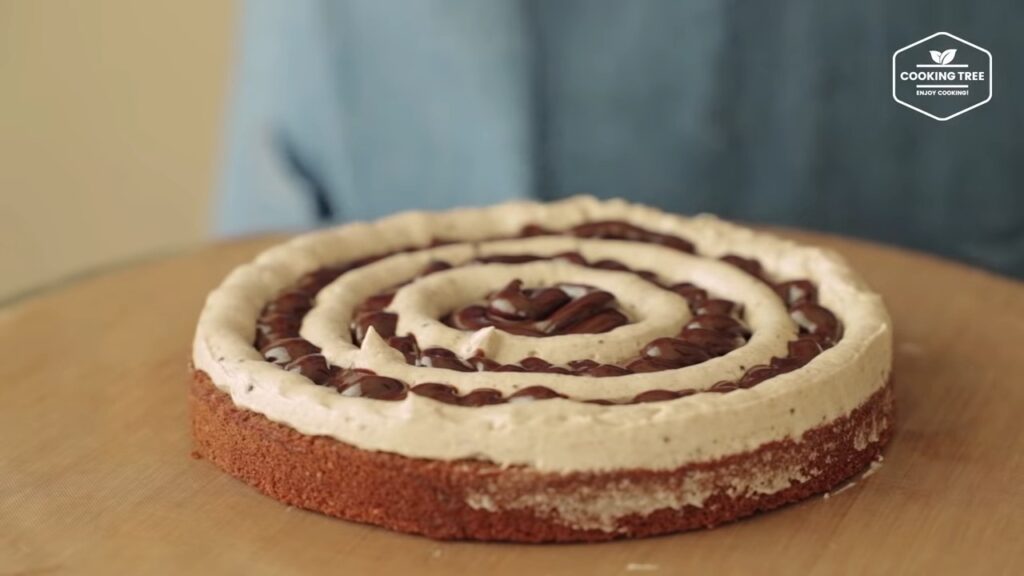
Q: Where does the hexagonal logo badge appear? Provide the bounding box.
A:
[892,32,992,121]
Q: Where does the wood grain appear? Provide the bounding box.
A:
[1,231,1022,575]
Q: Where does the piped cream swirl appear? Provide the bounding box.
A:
[192,196,892,472]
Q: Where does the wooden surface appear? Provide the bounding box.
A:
[2,231,1023,575]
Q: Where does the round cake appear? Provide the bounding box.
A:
[190,196,893,542]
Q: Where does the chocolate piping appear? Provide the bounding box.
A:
[253,221,842,406]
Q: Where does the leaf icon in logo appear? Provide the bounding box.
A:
[940,49,957,64]
[930,50,944,64]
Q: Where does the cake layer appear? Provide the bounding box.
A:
[190,371,893,542]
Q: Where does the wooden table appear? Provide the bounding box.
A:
[2,231,1022,575]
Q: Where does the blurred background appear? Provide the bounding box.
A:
[2,0,1021,302]
[1,1,233,301]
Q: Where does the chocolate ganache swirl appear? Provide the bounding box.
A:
[249,220,842,406]
[445,280,629,337]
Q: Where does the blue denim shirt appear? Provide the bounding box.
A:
[219,0,1023,277]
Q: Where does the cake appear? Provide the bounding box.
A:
[190,196,894,542]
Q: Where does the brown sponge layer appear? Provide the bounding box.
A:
[190,371,892,542]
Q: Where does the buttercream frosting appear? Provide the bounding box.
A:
[192,196,892,473]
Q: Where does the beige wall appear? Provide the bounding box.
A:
[0,1,234,301]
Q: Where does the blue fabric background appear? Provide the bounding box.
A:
[219,0,1024,277]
